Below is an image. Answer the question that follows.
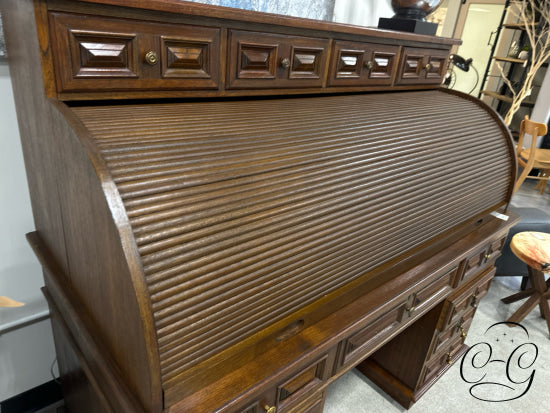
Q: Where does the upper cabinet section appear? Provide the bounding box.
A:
[49,12,221,92]
[43,4,459,99]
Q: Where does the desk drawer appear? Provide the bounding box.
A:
[49,12,220,92]
[430,309,474,356]
[455,235,505,286]
[276,351,335,412]
[439,267,495,331]
[228,30,329,89]
[420,336,464,388]
[328,41,399,86]
[338,301,406,368]
[395,47,448,85]
[402,267,457,321]
[238,351,333,413]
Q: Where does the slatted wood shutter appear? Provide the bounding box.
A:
[71,89,513,384]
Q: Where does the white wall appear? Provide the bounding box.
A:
[0,63,57,401]
[333,0,392,27]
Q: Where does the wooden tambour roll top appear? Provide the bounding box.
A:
[72,89,513,382]
[2,0,518,412]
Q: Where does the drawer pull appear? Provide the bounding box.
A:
[484,253,491,260]
[459,326,466,339]
[145,51,159,66]
[424,63,432,71]
[364,60,374,70]
[280,57,291,69]
[471,293,478,308]
[405,305,416,316]
[264,405,277,413]
[446,353,453,365]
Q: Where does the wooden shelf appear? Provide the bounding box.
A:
[492,56,527,64]
[481,90,535,106]
[503,22,539,30]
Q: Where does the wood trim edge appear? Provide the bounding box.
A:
[27,231,147,412]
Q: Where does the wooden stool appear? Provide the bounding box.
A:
[501,232,550,336]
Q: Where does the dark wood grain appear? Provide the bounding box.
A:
[65,0,462,46]
[359,266,497,408]
[2,0,519,412]
[2,1,163,411]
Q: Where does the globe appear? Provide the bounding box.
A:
[391,0,443,21]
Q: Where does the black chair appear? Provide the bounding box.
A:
[495,206,550,290]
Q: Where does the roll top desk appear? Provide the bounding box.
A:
[2,1,519,411]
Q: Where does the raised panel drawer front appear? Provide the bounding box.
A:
[339,301,406,368]
[430,310,474,356]
[455,236,504,286]
[420,335,464,388]
[329,41,398,86]
[401,267,457,321]
[438,267,495,331]
[238,389,278,413]
[396,47,448,85]
[276,352,334,411]
[49,12,220,92]
[228,30,329,88]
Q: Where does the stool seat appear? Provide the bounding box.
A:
[510,232,550,273]
[501,231,550,337]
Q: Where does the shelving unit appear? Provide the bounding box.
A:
[478,0,547,133]
[491,56,527,64]
[481,90,535,106]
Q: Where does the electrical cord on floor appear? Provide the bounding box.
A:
[50,357,61,384]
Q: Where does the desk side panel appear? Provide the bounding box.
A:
[1,0,161,411]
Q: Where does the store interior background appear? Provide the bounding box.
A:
[1,0,550,402]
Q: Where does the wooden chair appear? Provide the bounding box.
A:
[534,169,550,194]
[514,116,550,194]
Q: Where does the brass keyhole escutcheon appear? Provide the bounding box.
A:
[145,50,159,66]
[280,57,291,69]
[364,60,374,70]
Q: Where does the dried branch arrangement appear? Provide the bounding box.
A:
[497,0,550,125]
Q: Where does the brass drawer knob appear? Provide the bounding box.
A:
[280,57,291,69]
[364,60,374,70]
[405,305,416,316]
[424,63,432,71]
[446,353,453,365]
[471,293,478,308]
[264,405,277,413]
[459,326,466,338]
[484,253,491,260]
[145,50,159,66]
